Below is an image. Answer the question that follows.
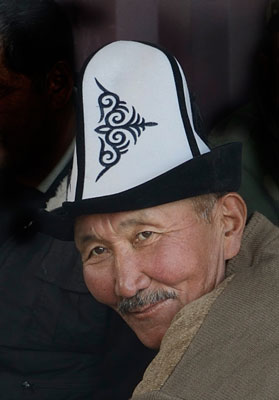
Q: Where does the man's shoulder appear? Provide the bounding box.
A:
[133,213,279,399]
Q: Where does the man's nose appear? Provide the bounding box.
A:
[114,250,151,298]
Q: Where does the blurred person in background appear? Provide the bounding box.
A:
[0,1,155,398]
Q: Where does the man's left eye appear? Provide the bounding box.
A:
[136,231,153,241]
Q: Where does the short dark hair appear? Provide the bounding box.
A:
[190,192,226,223]
[0,0,74,77]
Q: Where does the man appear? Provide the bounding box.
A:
[47,40,279,399]
[0,0,75,240]
[0,3,155,399]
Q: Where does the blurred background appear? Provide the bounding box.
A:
[56,0,268,130]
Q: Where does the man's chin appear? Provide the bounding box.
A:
[122,314,171,349]
[137,334,162,350]
[117,313,163,348]
[118,297,182,348]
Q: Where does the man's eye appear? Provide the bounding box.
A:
[89,246,106,257]
[136,231,153,242]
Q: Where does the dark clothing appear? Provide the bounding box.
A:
[0,173,156,399]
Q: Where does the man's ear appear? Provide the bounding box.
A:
[219,193,247,261]
[46,61,74,109]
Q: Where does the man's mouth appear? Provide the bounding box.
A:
[128,299,170,319]
[131,301,163,314]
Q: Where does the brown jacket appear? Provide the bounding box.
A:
[132,213,279,399]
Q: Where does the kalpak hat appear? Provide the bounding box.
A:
[45,41,241,239]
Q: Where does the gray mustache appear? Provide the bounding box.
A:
[118,289,177,315]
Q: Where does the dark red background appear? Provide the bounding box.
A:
[57,0,268,130]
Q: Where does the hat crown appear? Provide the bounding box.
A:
[67,41,209,203]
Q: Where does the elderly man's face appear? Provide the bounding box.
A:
[75,199,227,349]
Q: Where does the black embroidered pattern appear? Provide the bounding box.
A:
[94,78,158,181]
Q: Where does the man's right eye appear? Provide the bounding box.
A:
[89,246,106,257]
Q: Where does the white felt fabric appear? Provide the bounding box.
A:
[67,41,209,201]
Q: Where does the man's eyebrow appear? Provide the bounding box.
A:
[77,213,153,245]
[119,215,150,229]
[77,233,99,246]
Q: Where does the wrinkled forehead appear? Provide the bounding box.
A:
[74,198,195,243]
[75,208,150,236]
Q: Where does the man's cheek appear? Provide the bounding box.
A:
[84,270,116,305]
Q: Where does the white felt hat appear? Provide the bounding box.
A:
[44,41,241,239]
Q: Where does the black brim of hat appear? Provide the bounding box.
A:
[42,142,241,241]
